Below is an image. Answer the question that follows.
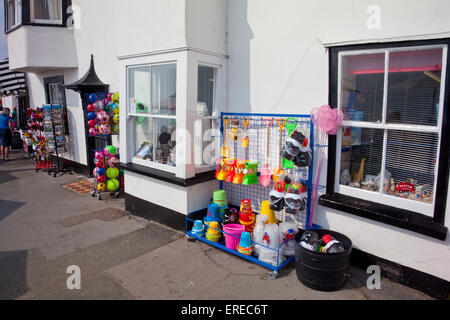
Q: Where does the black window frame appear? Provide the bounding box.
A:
[4,0,72,34]
[319,38,449,241]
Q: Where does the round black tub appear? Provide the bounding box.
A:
[295,229,352,292]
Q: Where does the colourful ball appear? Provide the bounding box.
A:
[98,124,110,135]
[94,158,104,168]
[110,103,119,114]
[87,104,96,112]
[89,94,98,104]
[88,120,97,128]
[111,92,119,103]
[97,182,106,192]
[93,167,99,177]
[113,114,120,125]
[97,167,106,176]
[107,178,120,191]
[97,111,109,124]
[108,156,119,167]
[106,167,119,179]
[104,145,117,157]
[97,175,106,183]
[94,151,104,160]
[89,127,98,136]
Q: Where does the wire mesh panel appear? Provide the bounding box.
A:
[220,113,313,229]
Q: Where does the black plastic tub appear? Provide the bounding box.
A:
[295,229,352,292]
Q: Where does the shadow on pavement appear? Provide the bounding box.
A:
[0,250,29,299]
[0,199,26,222]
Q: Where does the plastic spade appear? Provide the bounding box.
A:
[220,118,230,158]
[273,118,286,182]
[260,118,273,187]
[241,118,249,148]
[282,118,297,169]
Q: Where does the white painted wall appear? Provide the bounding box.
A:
[226,0,450,281]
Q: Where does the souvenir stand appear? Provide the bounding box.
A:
[186,112,326,278]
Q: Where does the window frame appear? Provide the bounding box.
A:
[127,61,178,174]
[30,0,63,25]
[334,44,447,217]
[322,38,450,240]
[5,0,22,31]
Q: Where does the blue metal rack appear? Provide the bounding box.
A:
[186,112,321,277]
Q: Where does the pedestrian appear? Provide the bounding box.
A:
[0,107,14,160]
[11,107,17,128]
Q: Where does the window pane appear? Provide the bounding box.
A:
[197,66,217,117]
[7,0,22,28]
[340,127,384,191]
[387,49,442,126]
[129,66,151,114]
[341,53,385,123]
[385,130,437,204]
[34,0,62,21]
[134,117,176,167]
[151,64,176,115]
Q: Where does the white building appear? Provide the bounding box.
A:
[5,0,450,298]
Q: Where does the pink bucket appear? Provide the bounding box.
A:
[223,224,246,250]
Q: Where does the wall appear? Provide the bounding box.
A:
[226,0,450,281]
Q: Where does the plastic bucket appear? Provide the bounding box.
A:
[295,229,352,292]
[223,224,245,250]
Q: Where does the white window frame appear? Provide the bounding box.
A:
[30,0,63,25]
[7,0,22,29]
[334,44,447,217]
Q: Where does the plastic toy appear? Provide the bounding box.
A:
[225,159,237,183]
[220,118,230,158]
[260,200,278,224]
[98,124,110,135]
[94,158,104,168]
[88,120,97,128]
[97,111,109,124]
[293,138,312,168]
[106,167,119,179]
[239,199,255,233]
[107,178,120,191]
[97,175,106,183]
[104,145,117,157]
[232,160,246,184]
[237,232,254,256]
[241,118,249,148]
[213,190,227,207]
[97,182,107,192]
[223,224,245,250]
[97,167,105,176]
[269,177,286,212]
[89,127,98,136]
[281,130,306,162]
[260,118,273,187]
[281,118,298,169]
[206,203,223,223]
[110,92,119,103]
[222,208,238,226]
[216,157,230,181]
[242,161,259,185]
[285,179,308,214]
[191,220,205,237]
[108,156,119,167]
[89,94,98,104]
[87,104,96,112]
[112,114,120,125]
[273,119,286,182]
[205,221,221,242]
[95,151,104,160]
[87,112,96,120]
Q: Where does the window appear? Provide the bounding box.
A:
[31,0,62,24]
[334,45,447,218]
[128,64,177,171]
[195,65,220,170]
[44,75,69,134]
[6,0,22,30]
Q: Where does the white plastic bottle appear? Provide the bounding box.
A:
[258,223,280,266]
[253,214,268,255]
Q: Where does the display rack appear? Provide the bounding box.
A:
[42,104,71,177]
[90,148,123,200]
[186,112,326,277]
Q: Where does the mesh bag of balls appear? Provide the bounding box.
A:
[93,145,122,193]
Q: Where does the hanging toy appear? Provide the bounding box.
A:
[242,161,259,185]
[232,160,246,184]
[284,176,308,215]
[281,130,306,163]
[269,175,287,211]
[225,158,237,183]
[217,157,230,181]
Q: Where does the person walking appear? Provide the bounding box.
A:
[0,107,14,161]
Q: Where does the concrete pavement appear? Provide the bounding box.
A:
[0,152,432,300]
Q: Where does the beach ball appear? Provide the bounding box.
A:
[106,167,119,179]
[108,156,119,167]
[104,145,117,157]
[107,178,120,191]
[87,104,95,112]
[99,124,110,135]
[97,111,109,124]
[89,127,98,136]
[97,175,106,183]
[94,151,104,160]
[89,94,98,104]
[97,182,106,192]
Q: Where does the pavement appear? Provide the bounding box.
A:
[0,151,433,300]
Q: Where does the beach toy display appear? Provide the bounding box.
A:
[223,224,245,250]
[86,92,119,137]
[237,232,254,256]
[91,144,123,199]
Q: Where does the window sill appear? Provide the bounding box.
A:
[118,162,216,187]
[318,193,447,241]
